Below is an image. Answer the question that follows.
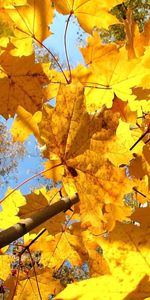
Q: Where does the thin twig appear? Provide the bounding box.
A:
[64,13,73,83]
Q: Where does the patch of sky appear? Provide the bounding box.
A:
[0,129,52,199]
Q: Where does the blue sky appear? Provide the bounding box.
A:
[0,12,87,200]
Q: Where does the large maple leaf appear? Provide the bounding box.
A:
[53,0,122,33]
[79,34,148,111]
[34,82,135,235]
[1,0,54,56]
[55,210,150,299]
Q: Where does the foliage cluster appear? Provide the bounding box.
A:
[0,0,150,299]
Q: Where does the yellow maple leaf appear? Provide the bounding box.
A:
[12,267,62,300]
[3,0,54,56]
[78,38,148,111]
[80,31,118,66]
[36,82,135,234]
[55,217,150,299]
[32,231,84,270]
[0,52,50,118]
[53,0,122,33]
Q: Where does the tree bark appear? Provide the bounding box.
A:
[0,193,79,248]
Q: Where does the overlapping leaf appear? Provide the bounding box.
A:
[55,215,150,299]
[35,82,135,234]
[1,0,54,56]
[0,51,50,118]
[12,267,62,300]
[53,0,122,33]
[79,34,149,111]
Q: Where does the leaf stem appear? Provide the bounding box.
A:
[64,13,73,83]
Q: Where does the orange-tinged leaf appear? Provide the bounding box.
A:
[37,82,135,234]
[132,176,150,204]
[128,143,150,186]
[53,0,122,33]
[112,98,137,123]
[133,20,150,57]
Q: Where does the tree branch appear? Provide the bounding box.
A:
[0,193,79,248]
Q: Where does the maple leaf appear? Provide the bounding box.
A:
[35,82,135,234]
[31,225,110,278]
[0,52,50,118]
[53,0,122,33]
[2,0,54,56]
[31,230,84,270]
[55,218,150,300]
[79,36,148,111]
[12,267,62,300]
